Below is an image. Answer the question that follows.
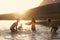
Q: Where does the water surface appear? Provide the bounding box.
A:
[0,20,60,40]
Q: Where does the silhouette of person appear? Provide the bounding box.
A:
[47,18,58,33]
[31,18,36,31]
[10,18,20,33]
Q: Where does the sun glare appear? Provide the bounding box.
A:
[0,0,43,14]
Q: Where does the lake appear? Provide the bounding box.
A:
[0,20,60,40]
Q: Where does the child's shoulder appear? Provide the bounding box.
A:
[49,22,54,26]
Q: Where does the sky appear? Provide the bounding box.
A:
[0,0,43,14]
[0,0,60,14]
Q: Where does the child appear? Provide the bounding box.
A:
[18,24,22,30]
[31,18,36,31]
[10,18,20,33]
[47,18,58,33]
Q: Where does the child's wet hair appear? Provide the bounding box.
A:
[47,18,51,22]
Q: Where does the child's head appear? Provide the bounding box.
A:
[16,18,20,22]
[47,18,51,23]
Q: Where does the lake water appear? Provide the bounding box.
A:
[0,20,60,40]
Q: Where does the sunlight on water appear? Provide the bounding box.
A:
[0,20,48,30]
[0,20,60,40]
[0,20,32,30]
[18,20,31,30]
[0,20,15,30]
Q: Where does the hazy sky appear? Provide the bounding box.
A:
[0,0,43,14]
[0,0,60,14]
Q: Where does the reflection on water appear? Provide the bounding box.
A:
[0,20,31,30]
[0,20,60,40]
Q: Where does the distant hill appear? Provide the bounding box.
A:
[0,13,16,20]
[25,2,60,20]
[0,3,60,20]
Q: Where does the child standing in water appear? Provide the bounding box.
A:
[31,18,36,31]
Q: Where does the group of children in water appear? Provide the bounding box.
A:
[10,18,58,34]
[10,18,36,33]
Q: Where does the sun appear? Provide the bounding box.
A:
[0,0,43,14]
